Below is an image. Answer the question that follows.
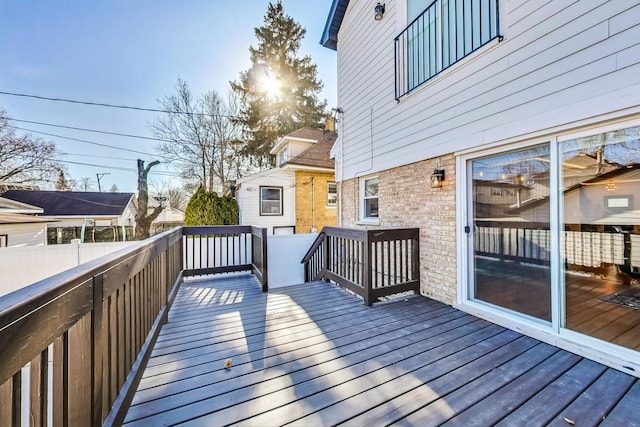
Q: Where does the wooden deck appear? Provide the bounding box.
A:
[123,273,640,426]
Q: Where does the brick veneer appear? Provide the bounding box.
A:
[295,171,338,234]
[339,154,457,304]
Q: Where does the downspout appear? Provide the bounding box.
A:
[311,176,316,232]
[335,108,344,227]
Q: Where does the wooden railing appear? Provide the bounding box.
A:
[302,227,420,306]
[182,225,268,291]
[0,225,268,426]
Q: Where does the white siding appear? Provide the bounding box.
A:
[288,140,313,159]
[336,1,640,179]
[0,223,47,247]
[237,168,296,235]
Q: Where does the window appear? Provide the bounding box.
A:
[0,235,7,247]
[361,177,379,220]
[277,147,288,166]
[327,182,337,206]
[273,226,295,235]
[605,195,633,213]
[260,186,283,216]
[395,0,501,99]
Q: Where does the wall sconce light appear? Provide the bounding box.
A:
[431,169,445,188]
[374,2,385,20]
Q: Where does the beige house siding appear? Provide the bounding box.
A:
[340,154,457,304]
[295,171,337,234]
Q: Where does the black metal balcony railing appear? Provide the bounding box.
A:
[0,225,268,426]
[302,227,420,306]
[395,0,501,100]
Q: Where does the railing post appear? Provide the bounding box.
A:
[412,230,420,287]
[323,232,330,280]
[261,227,268,292]
[91,273,105,425]
[363,231,373,306]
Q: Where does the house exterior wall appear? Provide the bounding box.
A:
[237,168,296,235]
[330,0,640,374]
[287,140,313,160]
[336,1,640,181]
[0,223,48,247]
[294,170,338,233]
[340,154,457,304]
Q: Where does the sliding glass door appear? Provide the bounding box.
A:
[560,125,640,351]
[469,144,552,321]
[466,124,640,353]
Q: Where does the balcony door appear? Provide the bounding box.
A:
[465,124,640,354]
[468,144,552,321]
[559,125,640,352]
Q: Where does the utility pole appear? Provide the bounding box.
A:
[96,172,110,192]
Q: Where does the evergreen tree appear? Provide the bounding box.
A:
[55,170,71,191]
[109,183,120,192]
[231,1,327,166]
[184,186,239,226]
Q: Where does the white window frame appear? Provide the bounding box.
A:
[277,147,288,166]
[259,186,283,216]
[327,182,337,207]
[456,117,640,378]
[360,176,379,223]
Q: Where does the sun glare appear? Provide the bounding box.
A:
[261,73,281,99]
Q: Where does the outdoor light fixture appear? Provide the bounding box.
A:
[431,169,445,188]
[374,2,385,20]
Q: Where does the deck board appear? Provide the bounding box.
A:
[124,272,640,426]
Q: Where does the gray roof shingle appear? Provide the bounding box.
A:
[1,191,134,216]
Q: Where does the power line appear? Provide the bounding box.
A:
[7,117,248,152]
[0,90,238,118]
[7,125,161,157]
[59,159,178,177]
[8,117,176,143]
[63,153,142,162]
[8,123,339,167]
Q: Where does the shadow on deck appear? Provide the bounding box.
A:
[123,272,639,426]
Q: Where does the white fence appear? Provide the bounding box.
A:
[267,233,318,288]
[0,240,135,297]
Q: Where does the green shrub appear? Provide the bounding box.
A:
[184,187,239,225]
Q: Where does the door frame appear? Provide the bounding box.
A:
[455,129,640,377]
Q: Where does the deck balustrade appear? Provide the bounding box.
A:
[0,225,267,426]
[302,226,420,306]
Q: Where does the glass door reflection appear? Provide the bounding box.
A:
[470,145,552,321]
[560,126,640,351]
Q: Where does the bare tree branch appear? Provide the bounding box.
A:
[0,110,66,185]
[151,80,255,193]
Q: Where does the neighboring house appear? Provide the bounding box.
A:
[0,197,53,247]
[1,190,137,243]
[236,128,338,235]
[322,2,640,374]
[149,204,185,235]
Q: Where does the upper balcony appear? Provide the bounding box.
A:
[395,0,502,100]
[0,225,638,425]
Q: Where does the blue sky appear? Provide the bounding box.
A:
[0,1,337,193]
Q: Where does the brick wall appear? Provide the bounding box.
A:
[295,171,338,233]
[339,154,457,304]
